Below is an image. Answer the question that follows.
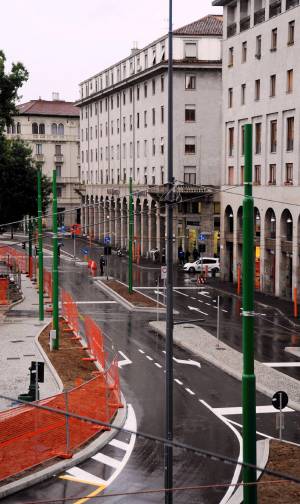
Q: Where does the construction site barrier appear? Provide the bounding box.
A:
[84,316,105,369]
[0,246,27,274]
[61,289,80,337]
[44,269,53,302]
[0,278,9,305]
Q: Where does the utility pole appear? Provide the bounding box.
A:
[52,169,59,350]
[128,177,133,294]
[165,0,174,502]
[37,168,44,321]
[242,123,257,504]
[28,218,33,279]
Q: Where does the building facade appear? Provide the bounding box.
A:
[213,0,300,299]
[6,94,82,227]
[77,15,223,259]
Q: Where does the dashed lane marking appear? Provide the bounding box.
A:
[138,349,145,354]
[185,388,195,396]
[213,405,293,415]
[146,355,153,361]
[205,303,211,306]
[263,362,300,368]
[173,289,189,297]
[155,362,162,368]
[92,453,121,469]
[65,467,106,486]
[174,379,183,385]
[222,309,228,313]
[191,296,196,300]
[109,439,129,451]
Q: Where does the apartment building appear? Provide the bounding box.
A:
[213,0,300,299]
[6,94,82,227]
[77,15,223,258]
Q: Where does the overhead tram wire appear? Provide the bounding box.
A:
[1,393,300,489]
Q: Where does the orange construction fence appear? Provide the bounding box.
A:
[84,316,105,369]
[61,289,80,337]
[0,246,27,274]
[44,269,53,302]
[0,366,122,482]
[0,278,9,305]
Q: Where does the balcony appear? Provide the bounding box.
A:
[254,7,265,25]
[240,15,250,32]
[286,0,299,9]
[281,239,292,254]
[35,154,44,163]
[54,154,64,163]
[227,22,237,38]
[265,237,276,251]
[269,0,281,18]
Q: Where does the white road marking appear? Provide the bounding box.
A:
[74,301,117,305]
[212,299,217,303]
[213,306,218,310]
[191,296,196,300]
[155,362,162,368]
[213,405,293,415]
[188,305,208,316]
[198,299,204,303]
[226,419,273,439]
[174,379,183,385]
[154,290,166,297]
[222,309,228,313]
[92,453,121,469]
[66,467,106,486]
[200,399,242,504]
[173,357,201,368]
[146,355,153,361]
[138,349,145,354]
[185,388,195,396]
[263,362,300,368]
[118,351,132,368]
[205,303,211,306]
[109,439,129,451]
[198,291,211,298]
[173,289,189,297]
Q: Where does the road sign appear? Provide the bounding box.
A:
[104,236,111,245]
[272,391,288,410]
[81,247,88,255]
[31,361,45,383]
[161,265,167,280]
[198,233,206,241]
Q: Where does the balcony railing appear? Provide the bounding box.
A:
[281,239,293,254]
[35,154,44,162]
[269,0,282,18]
[254,7,265,25]
[54,154,64,163]
[240,15,250,32]
[286,0,299,9]
[227,22,237,38]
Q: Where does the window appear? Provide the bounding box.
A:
[185,136,196,154]
[241,84,246,105]
[254,165,261,185]
[255,79,260,100]
[56,187,62,198]
[241,126,245,155]
[58,123,64,136]
[240,165,244,185]
[228,47,234,66]
[111,121,114,135]
[287,117,294,151]
[137,86,140,100]
[270,120,277,153]
[228,88,233,108]
[130,115,133,131]
[255,35,262,58]
[242,41,247,62]
[144,140,147,157]
[36,143,42,154]
[184,166,196,185]
[161,76,164,92]
[286,163,293,183]
[152,47,156,65]
[152,79,156,95]
[144,111,147,128]
[122,143,126,159]
[130,142,133,158]
[288,21,295,45]
[105,122,108,136]
[228,127,234,156]
[117,119,120,134]
[95,103,98,115]
[270,74,276,97]
[117,144,120,160]
[228,166,234,185]
[269,164,276,185]
[111,96,114,109]
[117,94,120,108]
[55,144,62,156]
[185,105,196,122]
[39,123,45,135]
[144,82,148,98]
[51,123,57,135]
[287,69,293,93]
[90,126,93,140]
[86,128,88,141]
[130,88,133,103]
[32,122,38,134]
[137,113,140,129]
[161,168,164,185]
[95,125,98,139]
[160,137,164,155]
[91,149,93,162]
[123,117,126,132]
[161,42,165,61]
[255,123,262,154]
[137,141,140,158]
[271,28,277,51]
[152,138,156,156]
[123,92,126,105]
[161,106,164,124]
[144,52,148,68]
[185,74,196,90]
[185,42,197,58]
[152,108,156,126]
[152,175,156,185]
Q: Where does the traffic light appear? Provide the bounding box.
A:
[199,243,206,253]
[22,242,26,250]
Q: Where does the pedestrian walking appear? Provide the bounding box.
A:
[178,248,185,265]
[185,249,190,263]
[99,255,105,276]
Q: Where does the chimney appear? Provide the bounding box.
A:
[52,92,60,101]
[130,41,139,56]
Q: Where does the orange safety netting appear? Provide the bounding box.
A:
[61,289,80,336]
[44,269,53,302]
[0,369,122,481]
[84,316,105,369]
[0,278,9,305]
[5,246,27,273]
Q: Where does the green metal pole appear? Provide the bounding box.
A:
[242,123,257,504]
[37,168,44,321]
[128,177,133,294]
[52,169,59,349]
[28,218,33,278]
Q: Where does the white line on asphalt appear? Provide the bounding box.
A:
[212,299,217,303]
[263,362,300,368]
[173,289,189,297]
[213,306,218,309]
[222,309,228,313]
[174,379,183,385]
[109,439,129,451]
[200,399,242,504]
[188,305,208,316]
[138,349,145,354]
[146,355,153,361]
[92,453,121,469]
[226,419,273,440]
[191,296,196,300]
[213,405,293,415]
[66,467,106,486]
[185,388,195,396]
[118,351,132,368]
[198,291,211,298]
[74,301,117,305]
[155,362,162,368]
[198,299,204,303]
[205,303,211,306]
[154,290,166,297]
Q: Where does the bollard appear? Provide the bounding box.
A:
[294,287,298,318]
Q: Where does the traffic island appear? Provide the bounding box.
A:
[96,278,167,313]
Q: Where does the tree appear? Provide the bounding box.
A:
[0,136,52,237]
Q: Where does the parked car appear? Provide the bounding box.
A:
[183,257,220,274]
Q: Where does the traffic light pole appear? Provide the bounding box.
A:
[52,169,59,350]
[128,177,133,294]
[28,218,33,278]
[37,168,44,321]
[242,124,257,504]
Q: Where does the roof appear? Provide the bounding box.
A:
[17,99,79,117]
[173,14,223,36]
[212,0,231,6]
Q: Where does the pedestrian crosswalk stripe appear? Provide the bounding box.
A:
[92,452,121,468]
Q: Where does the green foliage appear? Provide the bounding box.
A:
[0,136,52,226]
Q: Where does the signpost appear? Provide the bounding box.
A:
[104,236,111,280]
[272,391,288,441]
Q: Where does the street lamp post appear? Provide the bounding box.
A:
[52,169,59,350]
[37,168,44,321]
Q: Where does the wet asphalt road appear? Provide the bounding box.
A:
[3,235,300,503]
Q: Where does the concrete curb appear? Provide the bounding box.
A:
[34,321,64,392]
[150,321,300,412]
[95,279,167,313]
[0,394,127,499]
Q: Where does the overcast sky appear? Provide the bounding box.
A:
[2,0,222,104]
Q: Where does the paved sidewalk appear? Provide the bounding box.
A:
[0,274,60,410]
[150,321,300,412]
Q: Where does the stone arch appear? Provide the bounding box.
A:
[279,209,293,298]
[264,208,276,294]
